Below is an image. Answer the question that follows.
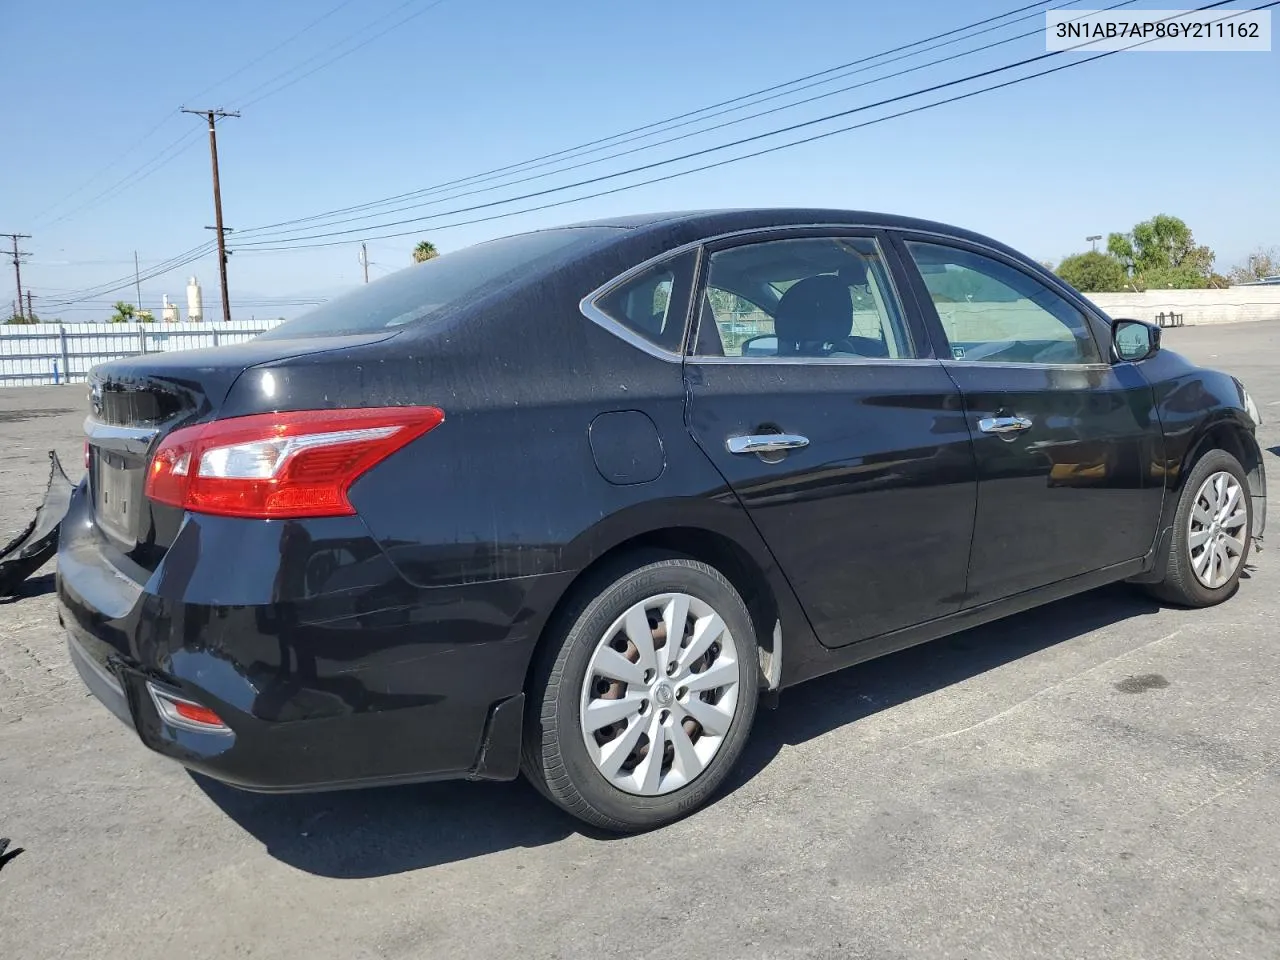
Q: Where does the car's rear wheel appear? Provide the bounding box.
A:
[522,555,759,832]
[1148,449,1252,607]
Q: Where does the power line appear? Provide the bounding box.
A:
[231,0,1063,238]
[42,242,216,306]
[230,37,1131,246]
[237,0,1129,244]
[26,0,387,230]
[28,112,181,226]
[238,1,1263,253]
[37,129,206,229]
[184,0,363,105]
[227,0,452,110]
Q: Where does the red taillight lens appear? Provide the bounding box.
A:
[144,406,444,519]
[173,700,225,727]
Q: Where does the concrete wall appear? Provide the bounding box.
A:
[0,320,281,387]
[1083,288,1280,326]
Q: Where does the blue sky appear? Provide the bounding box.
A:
[3,0,1277,320]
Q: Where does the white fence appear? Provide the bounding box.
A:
[0,320,284,387]
[1084,287,1280,326]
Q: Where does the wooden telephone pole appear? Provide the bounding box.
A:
[3,232,31,320]
[182,108,238,322]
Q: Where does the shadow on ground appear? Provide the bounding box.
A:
[194,583,1162,879]
[0,571,56,605]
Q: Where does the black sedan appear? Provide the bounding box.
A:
[59,209,1266,832]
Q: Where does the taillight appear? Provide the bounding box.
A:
[144,406,443,519]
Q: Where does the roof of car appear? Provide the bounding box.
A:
[557,208,1011,253]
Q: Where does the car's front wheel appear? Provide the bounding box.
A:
[522,555,759,832]
[1148,448,1253,607]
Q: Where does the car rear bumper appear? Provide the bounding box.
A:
[56,480,570,792]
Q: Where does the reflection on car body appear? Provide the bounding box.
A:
[59,209,1266,831]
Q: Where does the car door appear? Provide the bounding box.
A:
[893,233,1166,606]
[683,229,978,647]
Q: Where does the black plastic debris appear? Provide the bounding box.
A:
[0,837,24,873]
[0,451,74,597]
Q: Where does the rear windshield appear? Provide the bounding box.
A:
[257,227,617,339]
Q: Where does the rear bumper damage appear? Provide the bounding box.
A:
[0,451,73,596]
[56,479,557,793]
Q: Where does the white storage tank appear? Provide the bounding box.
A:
[186,277,203,322]
[162,295,179,323]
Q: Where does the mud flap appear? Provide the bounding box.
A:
[0,451,75,596]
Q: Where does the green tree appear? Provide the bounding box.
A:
[5,312,35,325]
[1055,251,1128,292]
[109,301,136,323]
[1228,246,1279,284]
[1107,214,1215,285]
[412,240,439,263]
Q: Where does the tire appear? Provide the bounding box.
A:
[521,554,760,833]
[1147,448,1252,607]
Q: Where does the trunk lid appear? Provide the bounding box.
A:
[85,332,395,569]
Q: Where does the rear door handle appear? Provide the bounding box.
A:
[978,415,1032,435]
[726,433,810,455]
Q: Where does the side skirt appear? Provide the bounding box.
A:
[780,556,1148,691]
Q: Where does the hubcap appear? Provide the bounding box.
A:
[1187,470,1248,589]
[579,592,741,796]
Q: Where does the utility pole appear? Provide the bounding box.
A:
[134,250,143,311]
[360,242,369,284]
[26,291,34,321]
[3,232,31,321]
[182,108,239,322]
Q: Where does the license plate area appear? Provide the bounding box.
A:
[94,450,143,543]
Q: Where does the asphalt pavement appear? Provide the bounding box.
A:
[2,322,1278,960]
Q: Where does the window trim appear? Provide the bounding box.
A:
[687,228,924,366]
[889,230,1113,371]
[579,221,1115,366]
[579,246,704,362]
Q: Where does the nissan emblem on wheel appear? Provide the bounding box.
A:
[58,209,1266,833]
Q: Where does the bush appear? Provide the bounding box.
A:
[1055,251,1128,292]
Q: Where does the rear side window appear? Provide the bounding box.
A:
[592,250,697,353]
[692,236,914,359]
[259,227,618,339]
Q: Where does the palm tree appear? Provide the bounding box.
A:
[412,240,439,263]
[109,301,136,324]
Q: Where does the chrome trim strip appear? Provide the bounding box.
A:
[579,223,901,363]
[578,218,1114,365]
[940,360,1113,372]
[84,417,159,455]
[690,356,940,367]
[579,296,684,363]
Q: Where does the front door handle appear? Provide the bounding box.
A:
[978,415,1033,435]
[726,433,810,455]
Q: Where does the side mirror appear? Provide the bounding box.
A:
[741,334,779,357]
[1112,318,1160,362]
